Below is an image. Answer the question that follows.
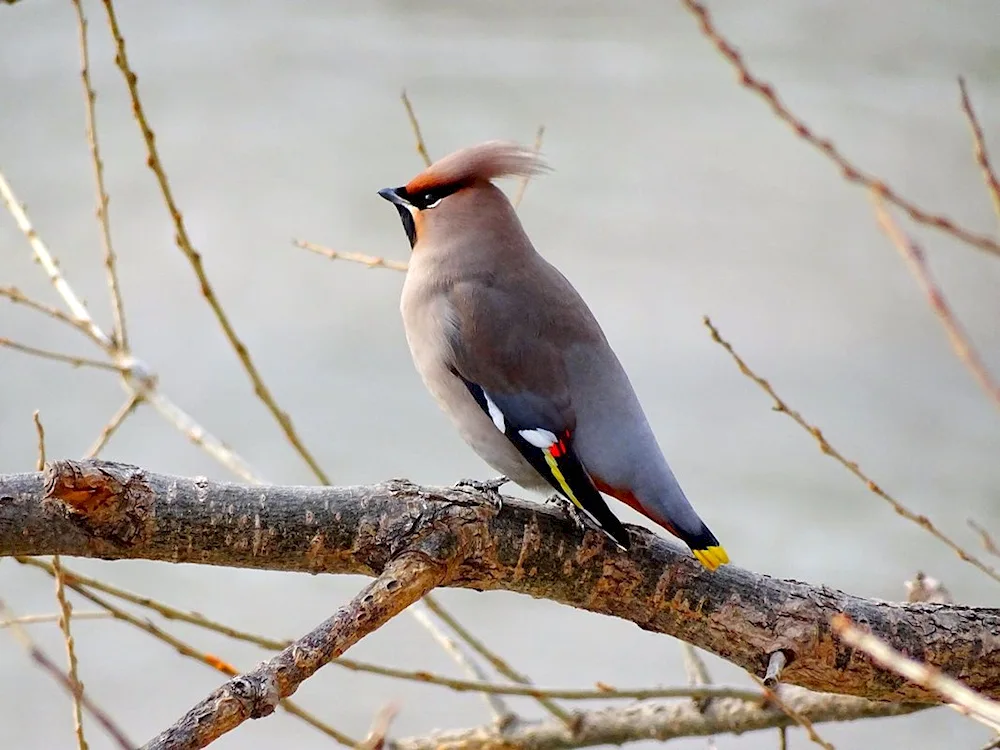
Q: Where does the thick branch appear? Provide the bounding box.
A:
[2,459,999,703]
[144,554,444,749]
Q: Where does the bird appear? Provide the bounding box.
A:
[378,141,729,570]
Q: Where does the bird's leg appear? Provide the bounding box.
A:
[455,475,508,510]
[545,493,588,534]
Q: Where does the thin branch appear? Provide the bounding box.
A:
[85,392,142,458]
[0,286,100,343]
[703,316,1000,585]
[70,0,127,351]
[0,599,132,749]
[423,593,573,724]
[679,0,1000,258]
[512,125,546,209]
[958,77,1000,223]
[833,614,1000,731]
[0,171,113,348]
[5,459,999,704]
[401,89,432,168]
[52,556,89,750]
[143,554,444,750]
[16,557,763,705]
[391,687,920,750]
[969,520,1000,559]
[0,611,110,628]
[754,680,835,750]
[408,602,513,722]
[1,337,125,373]
[16,557,358,747]
[99,0,331,485]
[872,192,1000,409]
[295,238,408,271]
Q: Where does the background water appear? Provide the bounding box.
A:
[2,1,999,748]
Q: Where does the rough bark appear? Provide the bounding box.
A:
[392,687,922,750]
[2,459,999,705]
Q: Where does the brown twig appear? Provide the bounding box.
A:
[142,555,444,750]
[16,557,762,704]
[0,599,132,749]
[34,412,88,749]
[703,316,1000,585]
[0,611,110,628]
[512,125,546,209]
[422,593,573,724]
[408,602,513,722]
[958,77,1000,223]
[16,557,357,746]
[1,337,125,373]
[401,89,432,168]
[679,0,1000,258]
[70,0,127,351]
[754,679,835,750]
[872,192,1000,409]
[294,238,408,271]
[833,614,1000,731]
[0,286,100,343]
[100,0,331,485]
[969,520,1000,559]
[85,392,142,459]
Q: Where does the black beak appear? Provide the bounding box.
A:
[378,186,409,206]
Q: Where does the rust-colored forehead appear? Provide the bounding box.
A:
[405,140,548,194]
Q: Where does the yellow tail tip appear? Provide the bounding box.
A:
[692,545,729,571]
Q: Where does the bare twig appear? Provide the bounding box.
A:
[142,555,444,750]
[834,614,1000,731]
[1,337,125,373]
[0,286,99,342]
[0,172,112,348]
[99,0,331,485]
[969,520,1000,559]
[0,611,110,628]
[958,77,1000,223]
[764,651,788,689]
[17,557,764,705]
[408,602,513,722]
[359,703,399,750]
[755,679,835,750]
[401,89,432,168]
[0,599,132,749]
[704,316,1000,585]
[85,392,142,458]
[16,557,357,746]
[423,593,573,724]
[512,125,546,209]
[872,192,1000,409]
[70,0,127,351]
[294,238,408,271]
[679,0,1000,258]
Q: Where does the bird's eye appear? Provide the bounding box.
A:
[421,192,442,209]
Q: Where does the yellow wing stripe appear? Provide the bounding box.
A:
[692,545,730,571]
[543,450,586,511]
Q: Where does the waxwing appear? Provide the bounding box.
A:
[379,141,728,570]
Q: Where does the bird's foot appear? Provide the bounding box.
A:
[545,494,588,534]
[455,475,508,511]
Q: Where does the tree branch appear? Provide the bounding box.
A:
[390,687,922,750]
[2,459,999,707]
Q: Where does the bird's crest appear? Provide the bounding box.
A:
[405,141,549,195]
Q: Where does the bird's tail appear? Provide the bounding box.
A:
[592,478,729,571]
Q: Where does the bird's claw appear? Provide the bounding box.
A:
[545,494,587,534]
[455,475,508,511]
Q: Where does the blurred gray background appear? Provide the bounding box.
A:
[2,1,999,748]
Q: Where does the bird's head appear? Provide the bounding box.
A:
[379,140,549,250]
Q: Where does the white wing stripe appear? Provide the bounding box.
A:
[483,393,506,433]
[518,428,558,449]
